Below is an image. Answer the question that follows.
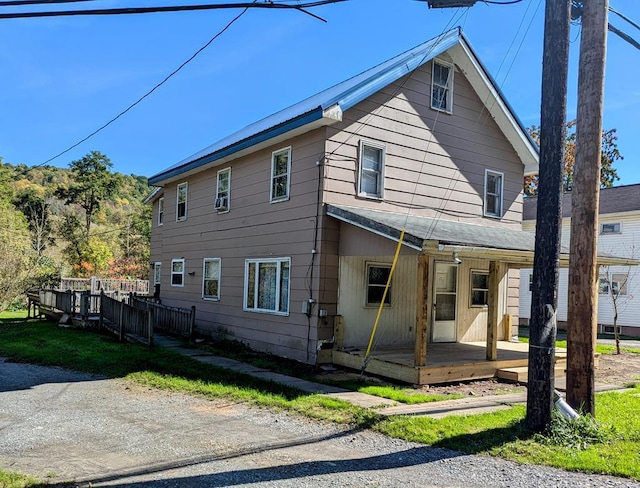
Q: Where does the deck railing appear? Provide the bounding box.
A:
[129,295,195,339]
[100,293,153,346]
[58,277,149,296]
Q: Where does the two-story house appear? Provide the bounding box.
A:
[520,185,640,338]
[146,28,544,384]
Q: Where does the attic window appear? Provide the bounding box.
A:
[431,60,453,113]
[600,222,621,235]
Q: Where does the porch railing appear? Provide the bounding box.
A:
[129,295,195,339]
[100,293,153,346]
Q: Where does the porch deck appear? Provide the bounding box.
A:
[332,341,567,385]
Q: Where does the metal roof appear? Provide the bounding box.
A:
[148,27,538,186]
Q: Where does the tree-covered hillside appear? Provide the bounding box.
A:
[0,151,152,309]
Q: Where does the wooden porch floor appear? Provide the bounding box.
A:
[332,341,567,385]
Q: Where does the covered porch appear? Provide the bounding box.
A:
[326,205,627,385]
[331,340,566,385]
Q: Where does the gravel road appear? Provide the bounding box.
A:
[0,359,638,488]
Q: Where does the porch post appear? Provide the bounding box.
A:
[414,255,429,366]
[486,261,501,361]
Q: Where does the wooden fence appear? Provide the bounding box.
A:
[100,293,153,346]
[129,295,195,339]
[58,277,149,296]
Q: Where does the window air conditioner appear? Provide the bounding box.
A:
[214,197,228,211]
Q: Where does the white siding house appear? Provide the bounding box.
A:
[519,184,640,336]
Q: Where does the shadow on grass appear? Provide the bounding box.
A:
[0,318,304,401]
[432,418,534,454]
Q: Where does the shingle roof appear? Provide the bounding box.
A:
[148,27,538,186]
[523,183,640,221]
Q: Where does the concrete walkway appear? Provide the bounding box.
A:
[154,334,628,418]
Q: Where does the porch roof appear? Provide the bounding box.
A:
[326,204,637,267]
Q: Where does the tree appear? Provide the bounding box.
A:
[599,265,635,355]
[13,190,54,260]
[0,199,35,311]
[524,121,623,196]
[55,151,119,239]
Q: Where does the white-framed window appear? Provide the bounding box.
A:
[176,182,188,221]
[270,147,291,203]
[366,263,391,307]
[215,168,231,212]
[157,197,164,226]
[153,262,162,285]
[598,277,609,295]
[484,170,504,218]
[171,259,185,287]
[431,60,453,113]
[600,222,621,235]
[202,258,221,300]
[470,270,489,307]
[244,257,290,314]
[358,141,385,199]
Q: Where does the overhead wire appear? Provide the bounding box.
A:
[36,4,254,168]
[0,0,347,19]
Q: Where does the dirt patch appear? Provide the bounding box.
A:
[317,351,640,399]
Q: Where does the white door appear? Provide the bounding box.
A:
[432,263,458,343]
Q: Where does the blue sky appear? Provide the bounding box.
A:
[1,0,639,184]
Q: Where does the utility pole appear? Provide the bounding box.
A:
[566,0,608,415]
[526,0,571,432]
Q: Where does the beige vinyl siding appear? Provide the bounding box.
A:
[323,62,524,228]
[153,129,330,362]
[338,254,418,347]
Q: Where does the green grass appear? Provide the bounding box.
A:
[518,336,640,355]
[0,469,47,488]
[2,314,639,481]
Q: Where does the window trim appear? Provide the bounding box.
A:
[270,147,292,203]
[484,169,504,218]
[357,140,386,200]
[176,182,188,222]
[600,222,621,235]
[431,59,454,113]
[153,262,162,285]
[202,258,221,301]
[215,167,231,213]
[365,262,392,308]
[243,257,291,315]
[470,270,489,308]
[157,197,164,226]
[171,259,185,287]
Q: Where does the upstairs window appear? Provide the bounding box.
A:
[270,147,291,203]
[176,182,188,221]
[431,60,453,112]
[484,170,504,218]
[202,258,221,300]
[215,168,230,212]
[366,263,391,307]
[157,197,164,226]
[171,259,185,287]
[244,257,290,314]
[358,141,385,199]
[601,222,621,235]
[153,262,162,285]
[470,271,489,307]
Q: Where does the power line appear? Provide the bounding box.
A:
[38,6,253,166]
[0,0,347,19]
[0,0,93,6]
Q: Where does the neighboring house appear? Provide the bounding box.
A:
[519,185,640,337]
[146,27,548,385]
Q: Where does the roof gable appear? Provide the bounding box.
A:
[149,27,538,186]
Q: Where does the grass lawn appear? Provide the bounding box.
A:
[1,314,639,483]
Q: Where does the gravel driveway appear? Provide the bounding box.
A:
[0,359,638,488]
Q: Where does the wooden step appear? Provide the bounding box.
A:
[497,364,567,383]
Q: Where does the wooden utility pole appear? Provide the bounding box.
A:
[526,0,571,432]
[566,0,608,415]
